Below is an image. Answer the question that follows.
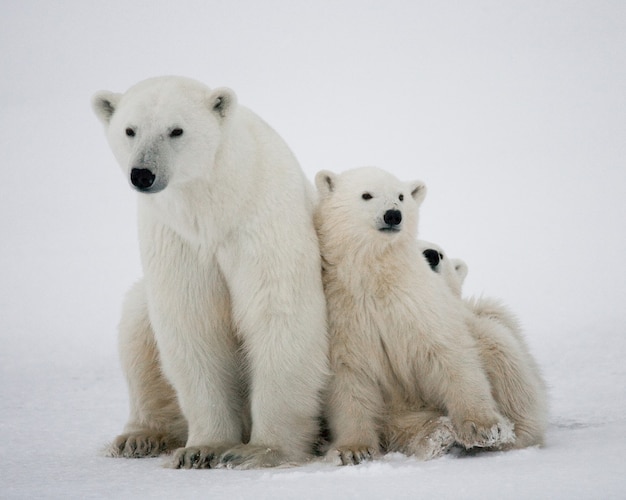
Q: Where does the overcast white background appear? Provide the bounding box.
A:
[1,1,625,498]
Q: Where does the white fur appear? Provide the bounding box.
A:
[92,76,329,469]
[314,167,514,465]
[418,240,548,448]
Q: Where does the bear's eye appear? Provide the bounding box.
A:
[399,194,404,201]
[125,128,136,137]
[170,128,184,138]
[439,252,444,260]
[362,193,373,200]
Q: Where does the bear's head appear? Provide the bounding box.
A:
[92,76,237,194]
[418,240,468,297]
[315,167,426,253]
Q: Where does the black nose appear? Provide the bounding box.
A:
[130,168,156,190]
[423,249,441,270]
[383,209,402,226]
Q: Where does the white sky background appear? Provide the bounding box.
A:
[2,0,624,349]
[1,1,625,497]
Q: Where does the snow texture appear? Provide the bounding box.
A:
[1,1,625,498]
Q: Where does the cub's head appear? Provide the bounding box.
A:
[92,76,237,194]
[314,167,426,251]
[418,240,468,297]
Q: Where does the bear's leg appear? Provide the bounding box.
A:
[384,410,456,461]
[145,251,245,469]
[215,246,329,468]
[324,361,383,465]
[108,280,187,458]
[470,315,547,449]
[415,327,516,450]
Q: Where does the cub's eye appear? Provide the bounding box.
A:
[399,194,404,201]
[125,128,136,137]
[170,128,184,138]
[362,192,373,200]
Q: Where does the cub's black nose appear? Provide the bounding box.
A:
[383,209,402,226]
[130,168,156,190]
[423,249,441,270]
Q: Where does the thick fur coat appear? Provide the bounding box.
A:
[92,76,329,469]
[314,167,515,464]
[419,241,548,449]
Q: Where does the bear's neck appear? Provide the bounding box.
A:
[138,180,226,247]
[321,234,416,293]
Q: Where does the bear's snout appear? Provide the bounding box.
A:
[383,209,402,228]
[130,168,156,191]
[423,249,441,270]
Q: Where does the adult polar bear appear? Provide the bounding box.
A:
[92,76,329,469]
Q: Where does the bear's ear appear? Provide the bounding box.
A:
[315,170,337,196]
[208,87,237,118]
[452,258,469,284]
[409,181,427,205]
[92,91,122,125]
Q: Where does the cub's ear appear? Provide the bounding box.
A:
[92,91,122,125]
[409,180,427,205]
[208,87,237,118]
[452,258,469,284]
[315,170,337,196]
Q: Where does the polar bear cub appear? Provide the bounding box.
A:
[419,241,548,448]
[314,166,515,464]
[92,76,329,469]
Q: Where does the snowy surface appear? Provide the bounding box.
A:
[1,1,625,498]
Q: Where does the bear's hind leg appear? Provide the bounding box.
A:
[107,280,187,458]
[415,325,515,450]
[470,312,548,449]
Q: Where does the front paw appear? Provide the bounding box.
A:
[107,432,184,458]
[217,444,293,469]
[329,445,377,466]
[455,417,515,449]
[406,416,457,461]
[170,445,231,469]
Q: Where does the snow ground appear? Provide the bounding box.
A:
[2,324,625,499]
[1,1,625,498]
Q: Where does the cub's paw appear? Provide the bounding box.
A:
[406,416,457,461]
[217,444,294,469]
[169,445,231,469]
[455,417,515,449]
[329,445,377,466]
[107,432,184,458]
